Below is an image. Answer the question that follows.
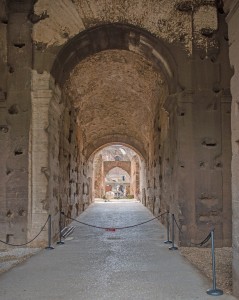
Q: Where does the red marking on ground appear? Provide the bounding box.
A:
[105,228,116,232]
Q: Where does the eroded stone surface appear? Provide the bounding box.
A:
[225,1,239,297]
[64,49,167,157]
[33,0,218,55]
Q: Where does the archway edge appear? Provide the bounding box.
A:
[104,163,131,178]
[86,135,146,162]
[51,23,178,93]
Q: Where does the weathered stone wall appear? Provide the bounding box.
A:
[49,89,92,236]
[225,0,239,296]
[0,1,33,244]
[0,0,8,243]
[30,71,91,244]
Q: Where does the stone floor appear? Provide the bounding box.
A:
[0,200,237,300]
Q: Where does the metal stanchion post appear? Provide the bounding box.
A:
[169,214,178,250]
[164,211,172,244]
[45,214,54,250]
[206,229,223,296]
[57,211,65,245]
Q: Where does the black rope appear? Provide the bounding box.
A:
[61,211,167,230]
[173,215,183,233]
[190,232,212,247]
[172,214,211,247]
[0,215,50,247]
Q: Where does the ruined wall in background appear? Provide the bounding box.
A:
[130,155,140,199]
[93,154,103,198]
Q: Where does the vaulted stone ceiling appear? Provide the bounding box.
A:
[32,0,221,158]
[33,0,218,54]
[64,49,168,158]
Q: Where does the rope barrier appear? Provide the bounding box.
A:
[0,215,50,247]
[168,212,222,295]
[172,213,211,247]
[190,232,212,247]
[0,204,223,295]
[61,211,168,231]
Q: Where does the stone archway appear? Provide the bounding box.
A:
[103,161,131,178]
[0,0,236,294]
[30,23,176,242]
[29,18,232,248]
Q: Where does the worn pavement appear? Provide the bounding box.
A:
[0,200,237,300]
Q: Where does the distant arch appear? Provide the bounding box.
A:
[103,161,131,178]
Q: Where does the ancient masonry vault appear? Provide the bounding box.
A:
[1,0,238,295]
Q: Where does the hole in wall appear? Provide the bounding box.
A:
[13,43,25,48]
[215,162,222,168]
[210,56,216,63]
[213,85,221,93]
[0,125,8,133]
[224,34,229,42]
[6,168,13,175]
[202,138,217,148]
[8,65,14,73]
[201,28,214,38]
[8,104,19,114]
[14,148,23,155]
[6,210,13,218]
[18,209,26,216]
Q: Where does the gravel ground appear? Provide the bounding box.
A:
[0,247,41,274]
[180,247,232,295]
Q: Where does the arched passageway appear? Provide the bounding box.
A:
[92,144,141,200]
[30,23,175,244]
[1,0,239,295]
[29,20,232,249]
[0,1,233,276]
[28,18,231,245]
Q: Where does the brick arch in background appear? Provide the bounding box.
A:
[103,161,131,179]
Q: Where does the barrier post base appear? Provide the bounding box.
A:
[206,289,223,296]
[164,240,172,244]
[169,246,178,250]
[57,241,65,245]
[45,246,54,250]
